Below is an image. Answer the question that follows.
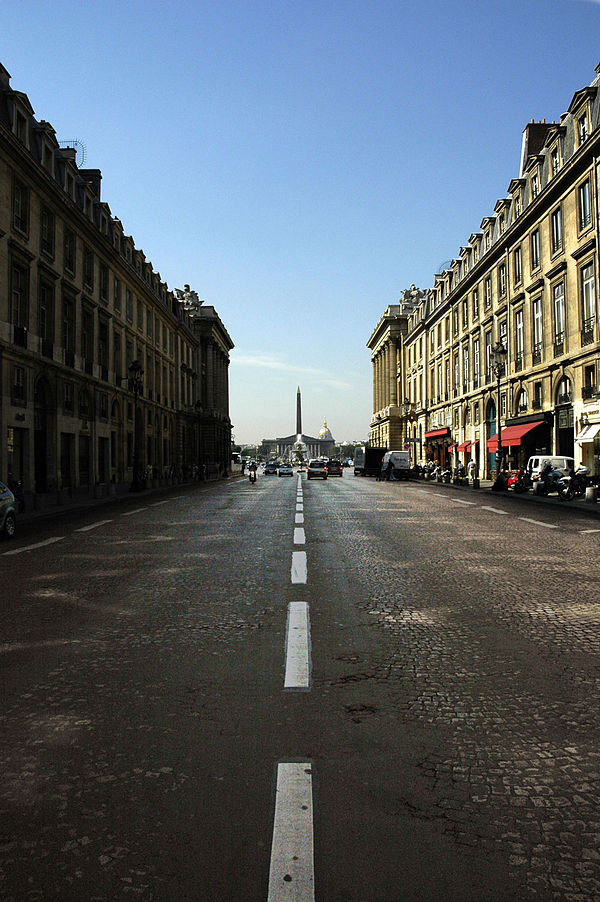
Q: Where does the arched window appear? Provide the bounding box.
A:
[517,388,529,414]
[557,377,572,404]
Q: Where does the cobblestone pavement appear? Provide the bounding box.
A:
[1,475,599,900]
[320,476,600,901]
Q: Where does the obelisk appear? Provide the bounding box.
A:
[296,386,302,438]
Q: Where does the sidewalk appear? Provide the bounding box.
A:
[410,474,600,519]
[15,475,242,529]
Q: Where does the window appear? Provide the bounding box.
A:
[517,389,529,414]
[514,309,524,369]
[62,294,75,353]
[10,260,29,328]
[551,207,562,254]
[81,308,94,362]
[485,231,491,251]
[473,337,480,388]
[12,365,26,403]
[553,282,565,349]
[113,278,121,312]
[40,207,55,257]
[499,214,505,235]
[583,364,596,399]
[514,194,522,218]
[579,179,592,230]
[83,246,94,289]
[513,246,522,285]
[484,277,492,309]
[113,331,122,384]
[472,289,479,319]
[63,381,74,413]
[137,298,144,330]
[462,345,469,390]
[578,112,589,145]
[533,381,543,409]
[551,146,560,176]
[126,288,133,322]
[532,297,543,362]
[99,263,109,303]
[531,172,539,199]
[462,300,468,329]
[12,176,29,233]
[485,331,492,382]
[530,230,540,271]
[98,320,108,370]
[581,262,596,342]
[498,263,507,297]
[63,228,75,275]
[38,281,54,341]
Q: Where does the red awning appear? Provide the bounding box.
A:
[469,439,479,448]
[456,441,471,452]
[486,420,544,452]
[424,428,450,439]
[448,443,457,451]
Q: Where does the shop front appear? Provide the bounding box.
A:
[486,418,550,471]
[424,427,453,466]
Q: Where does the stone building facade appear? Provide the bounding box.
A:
[0,63,233,505]
[370,62,600,479]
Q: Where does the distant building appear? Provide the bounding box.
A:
[260,387,335,459]
[0,63,234,502]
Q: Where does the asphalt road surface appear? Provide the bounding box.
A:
[2,473,600,901]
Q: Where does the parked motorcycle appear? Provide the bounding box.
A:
[534,463,563,496]
[508,468,533,493]
[558,465,588,501]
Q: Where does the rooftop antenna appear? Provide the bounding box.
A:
[58,138,87,165]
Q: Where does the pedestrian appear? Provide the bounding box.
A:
[468,459,476,482]
[385,459,394,481]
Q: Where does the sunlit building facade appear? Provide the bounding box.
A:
[370,62,600,479]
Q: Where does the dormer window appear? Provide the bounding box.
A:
[499,214,505,235]
[531,172,539,198]
[15,110,27,143]
[485,231,491,251]
[514,195,522,217]
[578,111,589,145]
[550,146,560,176]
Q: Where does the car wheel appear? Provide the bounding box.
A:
[3,512,16,538]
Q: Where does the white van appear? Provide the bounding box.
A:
[526,455,574,480]
[382,450,411,480]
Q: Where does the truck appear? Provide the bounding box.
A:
[353,446,386,476]
[382,450,411,480]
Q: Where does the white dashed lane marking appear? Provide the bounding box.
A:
[284,602,311,689]
[518,517,559,529]
[121,508,148,516]
[293,527,306,545]
[75,520,113,532]
[267,762,315,902]
[291,551,307,584]
[295,513,304,524]
[3,537,64,555]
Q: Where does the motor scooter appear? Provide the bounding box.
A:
[248,468,257,484]
[558,465,588,500]
[508,468,532,493]
[534,463,562,496]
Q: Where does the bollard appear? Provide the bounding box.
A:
[585,486,597,503]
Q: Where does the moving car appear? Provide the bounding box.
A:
[307,459,328,480]
[0,481,16,538]
[278,463,294,476]
[264,461,279,475]
[326,459,343,476]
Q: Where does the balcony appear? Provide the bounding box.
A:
[582,385,596,401]
[582,316,595,346]
[514,353,523,372]
[553,334,564,357]
[41,339,53,359]
[532,344,542,365]
[83,358,93,376]
[532,398,542,410]
[100,365,109,382]
[64,349,75,368]
[558,391,573,405]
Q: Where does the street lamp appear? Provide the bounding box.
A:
[128,359,145,492]
[491,341,507,490]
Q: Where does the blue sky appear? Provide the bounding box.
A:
[3,0,600,443]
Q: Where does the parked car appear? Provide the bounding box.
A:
[527,455,575,482]
[0,481,16,538]
[326,459,343,476]
[278,463,294,476]
[307,459,328,480]
[264,461,279,475]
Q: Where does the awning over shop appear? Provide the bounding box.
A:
[448,443,457,451]
[424,428,450,439]
[575,423,600,442]
[486,420,544,452]
[456,441,471,452]
[469,440,479,449]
